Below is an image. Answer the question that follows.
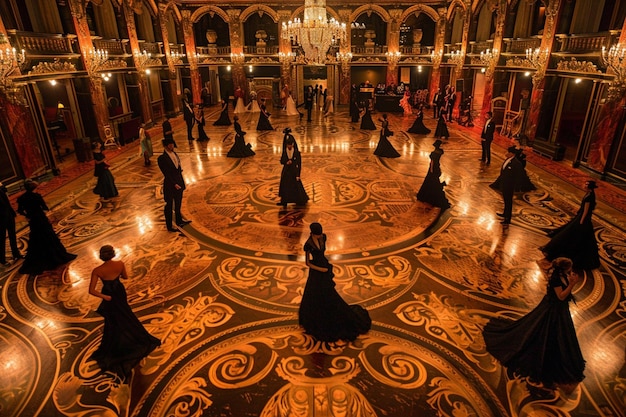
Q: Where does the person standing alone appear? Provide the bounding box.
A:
[157,138,190,232]
[0,182,22,265]
[496,146,523,225]
[480,112,495,165]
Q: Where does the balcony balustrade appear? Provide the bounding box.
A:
[243,45,279,55]
[93,38,128,56]
[554,32,615,54]
[7,30,77,57]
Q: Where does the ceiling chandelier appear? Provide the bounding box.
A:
[281,0,347,65]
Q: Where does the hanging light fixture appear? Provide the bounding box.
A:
[281,0,347,65]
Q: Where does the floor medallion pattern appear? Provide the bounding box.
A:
[1,108,625,416]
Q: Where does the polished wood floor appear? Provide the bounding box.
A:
[1,105,625,417]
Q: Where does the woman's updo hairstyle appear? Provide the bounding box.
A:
[99,245,116,261]
[310,222,323,235]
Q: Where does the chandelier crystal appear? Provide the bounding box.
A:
[281,0,347,65]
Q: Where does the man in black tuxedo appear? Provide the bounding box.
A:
[497,146,524,225]
[157,138,190,231]
[304,86,314,122]
[182,94,195,141]
[480,111,495,164]
[0,182,21,264]
[432,88,442,118]
[162,115,176,148]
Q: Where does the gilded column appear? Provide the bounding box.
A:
[227,9,248,103]
[123,0,153,124]
[586,20,626,173]
[158,3,180,114]
[68,0,112,143]
[278,10,293,96]
[181,9,202,104]
[525,0,563,142]
[385,9,402,87]
[338,8,352,105]
[479,0,506,123]
[428,8,447,105]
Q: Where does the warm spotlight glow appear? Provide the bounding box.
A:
[226,65,231,71]
[49,80,57,86]
[575,78,582,84]
[524,71,530,77]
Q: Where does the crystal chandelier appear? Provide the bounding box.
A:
[281,0,347,65]
[86,48,109,79]
[602,43,626,99]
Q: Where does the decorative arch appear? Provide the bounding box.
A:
[350,4,391,23]
[400,5,440,23]
[239,5,279,23]
[191,6,230,24]
[447,0,469,21]
[159,0,182,23]
[142,0,158,16]
[282,6,341,22]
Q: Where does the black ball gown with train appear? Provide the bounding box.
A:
[360,108,376,130]
[482,270,585,387]
[93,152,119,199]
[227,121,255,158]
[489,151,536,193]
[298,234,371,342]
[278,143,309,205]
[256,106,274,131]
[541,191,600,270]
[17,190,77,275]
[213,101,232,126]
[407,111,431,134]
[90,277,161,380]
[434,114,449,138]
[374,120,400,158]
[416,149,450,210]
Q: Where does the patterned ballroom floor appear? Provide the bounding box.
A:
[1,105,625,417]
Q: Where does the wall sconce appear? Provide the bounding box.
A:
[226,65,231,71]
[248,65,253,73]
[134,49,152,74]
[101,72,112,81]
[49,80,57,86]
[417,65,422,72]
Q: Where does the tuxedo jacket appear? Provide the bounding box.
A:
[500,157,523,193]
[157,151,186,201]
[0,189,16,224]
[481,119,496,141]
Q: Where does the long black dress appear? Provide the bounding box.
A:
[350,98,360,123]
[256,105,274,131]
[278,145,309,206]
[407,110,431,134]
[374,119,400,158]
[489,151,536,193]
[416,148,450,210]
[213,101,232,126]
[360,108,376,130]
[17,190,77,275]
[298,234,371,342]
[482,270,585,387]
[93,152,119,199]
[227,121,255,158]
[196,112,209,141]
[90,277,161,380]
[541,191,600,270]
[434,114,449,139]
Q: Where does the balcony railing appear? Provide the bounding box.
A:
[7,30,77,56]
[554,32,614,54]
[138,41,162,56]
[502,38,541,54]
[195,45,231,56]
[93,38,128,56]
[243,45,279,55]
[351,45,388,55]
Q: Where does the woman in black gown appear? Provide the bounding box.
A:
[359,102,376,130]
[350,95,360,123]
[213,99,232,126]
[89,245,160,382]
[256,104,274,131]
[278,134,308,207]
[539,180,600,270]
[416,140,450,211]
[227,115,255,158]
[17,180,77,275]
[407,106,431,134]
[434,113,449,140]
[482,257,585,393]
[374,113,400,158]
[195,105,209,141]
[299,223,371,342]
[489,148,536,193]
[92,143,119,200]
